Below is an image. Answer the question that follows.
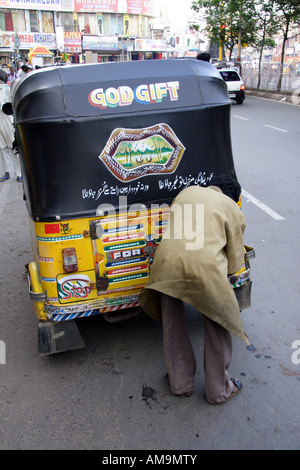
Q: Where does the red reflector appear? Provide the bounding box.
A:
[62,247,78,273]
[45,223,60,234]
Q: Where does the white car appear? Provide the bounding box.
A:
[218,68,245,105]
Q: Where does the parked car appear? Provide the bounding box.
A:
[218,68,245,105]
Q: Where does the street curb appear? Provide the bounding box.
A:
[246,89,299,105]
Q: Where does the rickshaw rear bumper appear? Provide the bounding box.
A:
[26,261,47,321]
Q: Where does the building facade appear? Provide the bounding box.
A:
[0,0,165,67]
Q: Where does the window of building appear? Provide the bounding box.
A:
[110,14,117,35]
[12,10,26,32]
[117,14,123,35]
[97,14,103,35]
[0,10,13,31]
[60,12,74,32]
[0,9,26,32]
[129,14,139,37]
[29,10,39,32]
[102,14,110,36]
[141,16,149,38]
[41,11,54,33]
[0,11,4,31]
[109,14,123,36]
[78,14,97,35]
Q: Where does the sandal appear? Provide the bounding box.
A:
[228,377,243,400]
[0,173,10,182]
[208,377,243,405]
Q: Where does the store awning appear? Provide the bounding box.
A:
[30,46,53,57]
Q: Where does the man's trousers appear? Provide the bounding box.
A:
[160,292,235,404]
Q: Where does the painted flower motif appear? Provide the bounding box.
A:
[98,123,185,182]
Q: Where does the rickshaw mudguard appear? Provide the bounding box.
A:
[38,320,85,356]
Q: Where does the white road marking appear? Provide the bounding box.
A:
[0,181,10,217]
[233,114,289,132]
[264,124,288,133]
[242,189,285,220]
[233,115,249,120]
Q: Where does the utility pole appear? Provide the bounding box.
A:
[219,2,224,60]
[219,23,226,60]
[14,35,20,69]
[237,26,242,62]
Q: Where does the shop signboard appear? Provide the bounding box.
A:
[74,0,156,16]
[1,0,73,11]
[135,38,167,52]
[0,32,14,51]
[64,32,82,53]
[18,32,56,50]
[82,35,119,51]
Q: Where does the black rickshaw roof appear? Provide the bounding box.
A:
[12,59,229,122]
[12,59,236,222]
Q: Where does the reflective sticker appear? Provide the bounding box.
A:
[44,223,60,234]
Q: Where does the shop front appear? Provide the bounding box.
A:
[0,32,14,68]
[29,45,54,68]
[82,35,121,63]
[18,33,56,68]
[134,38,168,60]
[0,31,57,69]
[61,31,83,63]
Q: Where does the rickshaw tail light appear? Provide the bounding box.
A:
[62,247,78,273]
[240,84,245,91]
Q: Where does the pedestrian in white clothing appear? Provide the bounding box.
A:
[0,69,21,182]
[7,66,19,84]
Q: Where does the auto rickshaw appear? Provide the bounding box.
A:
[12,59,254,355]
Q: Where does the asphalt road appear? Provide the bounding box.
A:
[0,95,299,451]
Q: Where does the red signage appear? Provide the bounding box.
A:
[74,0,156,15]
